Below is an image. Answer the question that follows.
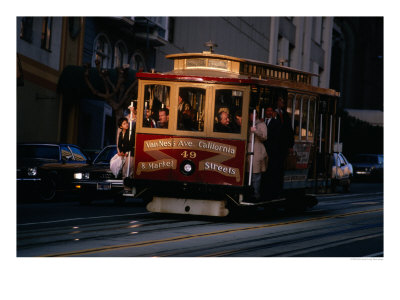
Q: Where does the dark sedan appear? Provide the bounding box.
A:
[72,145,125,204]
[352,154,383,181]
[17,143,90,201]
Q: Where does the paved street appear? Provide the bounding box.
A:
[17,182,383,257]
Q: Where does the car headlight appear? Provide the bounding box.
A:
[74,172,89,180]
[27,167,37,176]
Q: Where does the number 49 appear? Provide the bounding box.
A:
[181,151,197,159]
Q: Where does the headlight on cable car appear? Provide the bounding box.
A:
[27,167,37,176]
[184,164,192,173]
[180,160,195,176]
[74,172,90,180]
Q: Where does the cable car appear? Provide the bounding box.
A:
[124,44,340,217]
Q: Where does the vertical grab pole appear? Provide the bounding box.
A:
[248,109,256,186]
[126,101,134,178]
[329,115,332,154]
[319,114,323,153]
[335,117,341,181]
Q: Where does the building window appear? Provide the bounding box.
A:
[114,41,128,68]
[168,17,175,43]
[92,33,111,69]
[146,17,169,41]
[41,17,53,51]
[277,36,289,66]
[92,33,112,68]
[20,17,33,43]
[312,17,323,45]
[288,43,295,67]
[130,52,147,71]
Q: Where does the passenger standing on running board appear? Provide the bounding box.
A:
[247,109,268,201]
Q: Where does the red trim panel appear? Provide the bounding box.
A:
[134,133,246,186]
[136,72,260,85]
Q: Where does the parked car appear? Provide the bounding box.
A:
[352,154,383,181]
[72,145,125,204]
[331,152,353,192]
[17,143,90,201]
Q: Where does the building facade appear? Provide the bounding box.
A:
[155,17,334,89]
[17,17,65,143]
[17,17,337,151]
[17,17,168,150]
[330,17,383,111]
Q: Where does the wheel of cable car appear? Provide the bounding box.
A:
[284,189,308,212]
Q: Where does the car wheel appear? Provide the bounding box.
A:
[39,176,57,201]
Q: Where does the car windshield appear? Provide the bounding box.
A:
[94,147,117,164]
[18,145,59,160]
[353,155,379,164]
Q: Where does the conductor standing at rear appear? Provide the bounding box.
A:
[247,109,268,201]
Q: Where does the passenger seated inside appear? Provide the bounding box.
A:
[157,108,169,128]
[214,111,233,133]
[232,110,242,133]
[143,108,156,128]
[178,102,196,131]
[177,95,189,114]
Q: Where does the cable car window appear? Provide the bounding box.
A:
[254,87,271,118]
[294,95,301,138]
[143,85,170,129]
[213,89,243,134]
[301,95,309,140]
[208,59,228,70]
[308,96,316,141]
[177,87,206,132]
[287,93,295,129]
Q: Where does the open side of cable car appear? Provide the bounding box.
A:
[124,48,340,217]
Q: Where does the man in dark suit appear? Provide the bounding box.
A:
[274,97,295,197]
[262,106,282,199]
[275,97,294,154]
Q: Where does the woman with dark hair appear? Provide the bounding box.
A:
[117,117,135,193]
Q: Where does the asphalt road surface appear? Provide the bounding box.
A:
[17,182,383,257]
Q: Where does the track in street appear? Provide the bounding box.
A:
[17,191,383,257]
